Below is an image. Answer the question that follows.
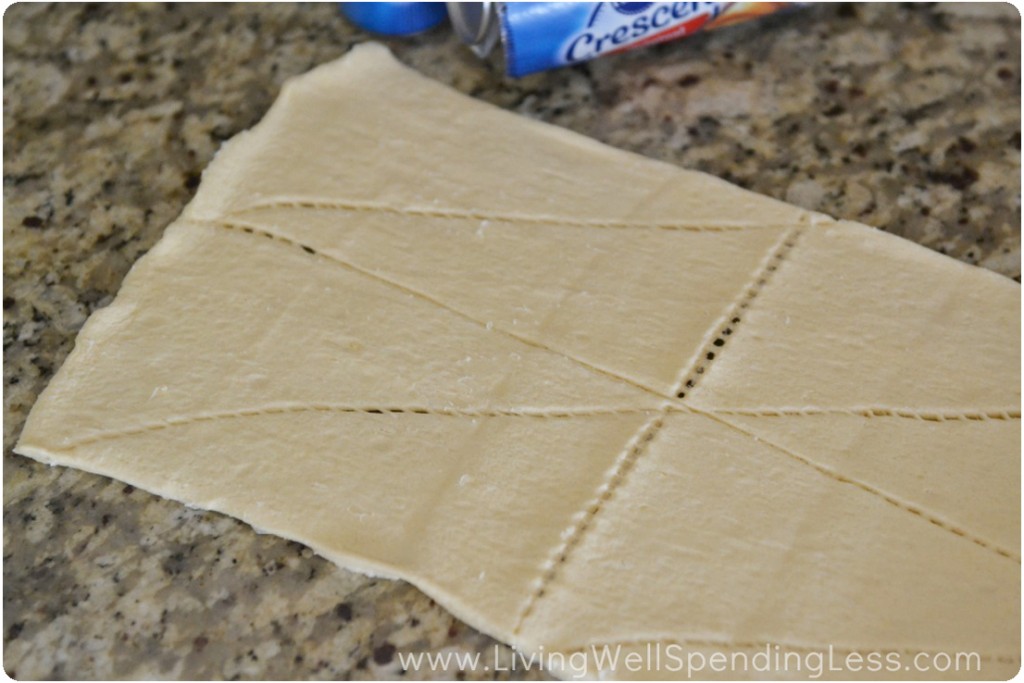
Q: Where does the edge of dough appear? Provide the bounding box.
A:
[181,42,829,228]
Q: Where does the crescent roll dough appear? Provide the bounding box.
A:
[17,43,1020,679]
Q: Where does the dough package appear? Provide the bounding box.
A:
[16,43,1021,679]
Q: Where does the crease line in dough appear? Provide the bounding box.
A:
[707,407,1022,421]
[221,197,798,233]
[199,217,681,406]
[511,411,669,636]
[676,223,806,400]
[699,408,1022,563]
[53,405,664,450]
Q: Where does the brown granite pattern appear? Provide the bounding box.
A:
[3,3,1020,679]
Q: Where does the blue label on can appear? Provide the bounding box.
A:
[500,2,730,77]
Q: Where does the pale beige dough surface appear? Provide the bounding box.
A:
[521,413,1017,656]
[16,43,1021,679]
[687,220,1022,411]
[226,206,790,396]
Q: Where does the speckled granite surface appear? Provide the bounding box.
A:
[3,3,1020,679]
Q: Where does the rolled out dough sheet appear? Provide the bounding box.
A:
[16,43,1021,679]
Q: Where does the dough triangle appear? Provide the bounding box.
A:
[689,221,1021,411]
[720,412,1020,554]
[225,205,792,396]
[185,42,814,230]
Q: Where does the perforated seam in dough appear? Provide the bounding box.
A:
[511,225,807,635]
[57,405,657,450]
[223,198,787,232]
[676,223,805,400]
[204,219,678,406]
[711,407,1021,421]
[557,637,1020,664]
[511,412,666,635]
[196,215,1021,628]
[704,409,1022,563]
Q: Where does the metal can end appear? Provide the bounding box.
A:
[447,2,500,58]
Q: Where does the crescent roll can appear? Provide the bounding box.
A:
[447,2,797,77]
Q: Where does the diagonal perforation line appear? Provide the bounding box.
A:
[710,407,1021,421]
[511,410,667,634]
[197,218,680,407]
[56,405,659,450]
[702,408,1021,563]
[221,198,797,233]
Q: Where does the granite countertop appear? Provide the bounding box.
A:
[3,3,1020,679]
